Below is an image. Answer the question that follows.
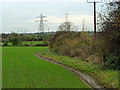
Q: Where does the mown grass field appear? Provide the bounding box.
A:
[38,49,119,88]
[2,47,89,88]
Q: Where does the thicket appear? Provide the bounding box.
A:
[50,2,120,70]
[50,31,105,64]
[98,2,120,70]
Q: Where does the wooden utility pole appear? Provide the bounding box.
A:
[87,0,102,36]
[94,2,96,35]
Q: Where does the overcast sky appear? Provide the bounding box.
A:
[0,0,106,33]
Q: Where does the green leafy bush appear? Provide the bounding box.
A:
[102,47,120,70]
[11,36,21,46]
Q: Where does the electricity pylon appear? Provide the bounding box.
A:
[82,19,85,31]
[35,14,47,34]
[64,13,70,31]
[65,13,69,22]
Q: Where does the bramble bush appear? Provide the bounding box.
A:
[50,31,105,64]
[50,30,119,70]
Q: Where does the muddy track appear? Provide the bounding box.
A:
[35,52,104,90]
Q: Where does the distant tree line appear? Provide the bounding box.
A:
[2,33,52,46]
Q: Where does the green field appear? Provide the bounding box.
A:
[20,41,44,45]
[38,49,118,88]
[1,41,45,46]
[2,47,89,88]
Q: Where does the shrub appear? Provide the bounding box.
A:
[50,31,105,64]
[102,47,120,70]
[35,44,48,46]
[3,40,9,46]
[11,37,21,46]
[24,44,29,46]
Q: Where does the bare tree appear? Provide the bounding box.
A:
[58,21,76,32]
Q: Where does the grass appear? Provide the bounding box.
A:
[5,41,45,46]
[20,41,44,45]
[2,47,89,88]
[38,48,119,88]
